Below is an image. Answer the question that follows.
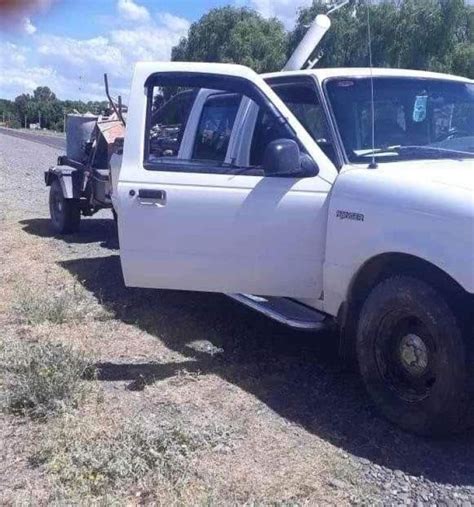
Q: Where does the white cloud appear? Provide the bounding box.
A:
[0,44,57,98]
[0,43,29,68]
[117,0,150,22]
[0,1,190,101]
[0,66,54,99]
[248,0,313,28]
[35,12,189,82]
[0,53,122,103]
[110,19,190,64]
[37,35,124,78]
[0,0,55,33]
[23,17,37,34]
[157,12,191,33]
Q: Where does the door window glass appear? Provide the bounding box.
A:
[149,88,196,159]
[192,93,241,162]
[256,79,337,166]
[249,109,288,167]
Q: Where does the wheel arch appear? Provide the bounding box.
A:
[338,252,470,361]
[47,166,82,199]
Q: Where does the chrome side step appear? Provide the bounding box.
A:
[227,293,330,331]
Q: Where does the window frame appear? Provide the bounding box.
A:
[143,72,298,176]
[265,74,344,170]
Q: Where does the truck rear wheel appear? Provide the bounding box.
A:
[49,179,81,234]
[357,275,471,436]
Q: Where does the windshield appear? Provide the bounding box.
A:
[325,77,474,163]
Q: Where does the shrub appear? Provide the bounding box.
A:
[0,339,94,418]
[12,284,109,325]
[35,415,233,501]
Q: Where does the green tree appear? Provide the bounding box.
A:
[3,89,109,131]
[33,86,56,103]
[289,0,474,78]
[172,6,288,73]
[14,93,34,127]
[0,98,18,126]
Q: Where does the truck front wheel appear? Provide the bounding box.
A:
[357,275,471,436]
[49,179,81,234]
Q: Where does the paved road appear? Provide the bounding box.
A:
[0,127,66,151]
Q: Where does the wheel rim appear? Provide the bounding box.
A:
[398,333,429,376]
[375,314,437,402]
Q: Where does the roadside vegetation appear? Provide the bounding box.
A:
[11,282,110,325]
[34,413,236,503]
[0,280,236,503]
[0,332,237,503]
[0,338,94,418]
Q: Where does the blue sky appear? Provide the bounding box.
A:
[1,0,472,102]
[0,0,314,101]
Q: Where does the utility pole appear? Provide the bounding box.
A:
[63,109,66,133]
[24,114,27,129]
[38,110,41,129]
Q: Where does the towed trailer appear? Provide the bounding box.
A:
[44,77,125,234]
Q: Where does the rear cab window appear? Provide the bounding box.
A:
[192,93,241,162]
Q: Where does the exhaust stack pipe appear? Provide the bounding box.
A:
[283,14,331,71]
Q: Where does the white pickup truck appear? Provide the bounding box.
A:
[43,10,473,436]
[107,61,474,436]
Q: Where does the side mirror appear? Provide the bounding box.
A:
[263,139,319,178]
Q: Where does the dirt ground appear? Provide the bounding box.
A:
[2,131,474,505]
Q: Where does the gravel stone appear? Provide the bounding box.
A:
[328,478,347,489]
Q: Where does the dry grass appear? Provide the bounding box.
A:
[0,219,362,506]
[0,337,95,418]
[11,281,111,325]
[33,410,236,504]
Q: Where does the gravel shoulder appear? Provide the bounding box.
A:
[1,132,474,505]
[0,127,66,150]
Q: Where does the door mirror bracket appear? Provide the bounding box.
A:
[263,139,319,178]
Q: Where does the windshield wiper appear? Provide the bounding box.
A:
[354,147,398,156]
[390,145,474,158]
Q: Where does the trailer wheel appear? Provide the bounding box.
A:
[49,179,81,234]
[357,275,471,436]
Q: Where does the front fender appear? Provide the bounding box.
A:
[45,166,82,199]
[323,167,474,315]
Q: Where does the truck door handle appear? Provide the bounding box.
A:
[137,189,166,204]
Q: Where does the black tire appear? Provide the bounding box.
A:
[357,275,471,436]
[49,179,81,234]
